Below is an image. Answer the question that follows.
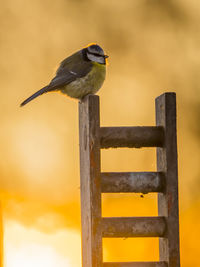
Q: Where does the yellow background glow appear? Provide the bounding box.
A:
[0,0,200,266]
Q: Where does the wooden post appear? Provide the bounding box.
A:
[79,93,180,267]
[156,93,180,267]
[79,95,102,267]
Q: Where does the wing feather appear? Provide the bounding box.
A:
[46,51,92,91]
[20,50,93,106]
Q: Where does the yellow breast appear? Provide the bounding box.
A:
[61,62,106,99]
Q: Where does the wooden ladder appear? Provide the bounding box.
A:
[79,92,180,267]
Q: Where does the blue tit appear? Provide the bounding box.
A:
[20,43,108,106]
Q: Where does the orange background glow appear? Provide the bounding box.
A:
[0,1,200,266]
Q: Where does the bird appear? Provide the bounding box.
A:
[20,43,108,107]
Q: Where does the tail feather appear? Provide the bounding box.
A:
[20,86,49,107]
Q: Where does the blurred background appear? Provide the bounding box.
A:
[0,0,200,266]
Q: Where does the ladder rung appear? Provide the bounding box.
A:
[102,217,166,238]
[103,262,168,267]
[101,172,165,193]
[100,127,164,148]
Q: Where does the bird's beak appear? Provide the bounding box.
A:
[104,55,109,58]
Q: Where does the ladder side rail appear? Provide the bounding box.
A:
[79,95,102,267]
[156,93,180,267]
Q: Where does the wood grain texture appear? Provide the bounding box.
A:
[79,95,102,267]
[102,217,166,238]
[100,126,164,148]
[156,93,180,267]
[78,93,180,267]
[101,172,165,193]
[103,262,168,267]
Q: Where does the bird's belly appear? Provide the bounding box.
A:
[61,64,106,99]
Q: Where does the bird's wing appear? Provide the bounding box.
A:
[46,51,92,91]
[20,50,92,106]
[47,71,76,91]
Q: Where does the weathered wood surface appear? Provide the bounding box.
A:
[102,217,166,238]
[101,172,165,193]
[103,262,168,267]
[79,95,102,267]
[78,93,180,267]
[100,126,164,148]
[156,93,180,267]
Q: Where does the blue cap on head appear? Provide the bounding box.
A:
[87,44,105,56]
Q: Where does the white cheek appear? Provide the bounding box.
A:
[87,53,105,64]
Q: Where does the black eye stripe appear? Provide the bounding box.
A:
[87,52,103,57]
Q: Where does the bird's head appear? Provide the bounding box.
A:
[83,43,109,65]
